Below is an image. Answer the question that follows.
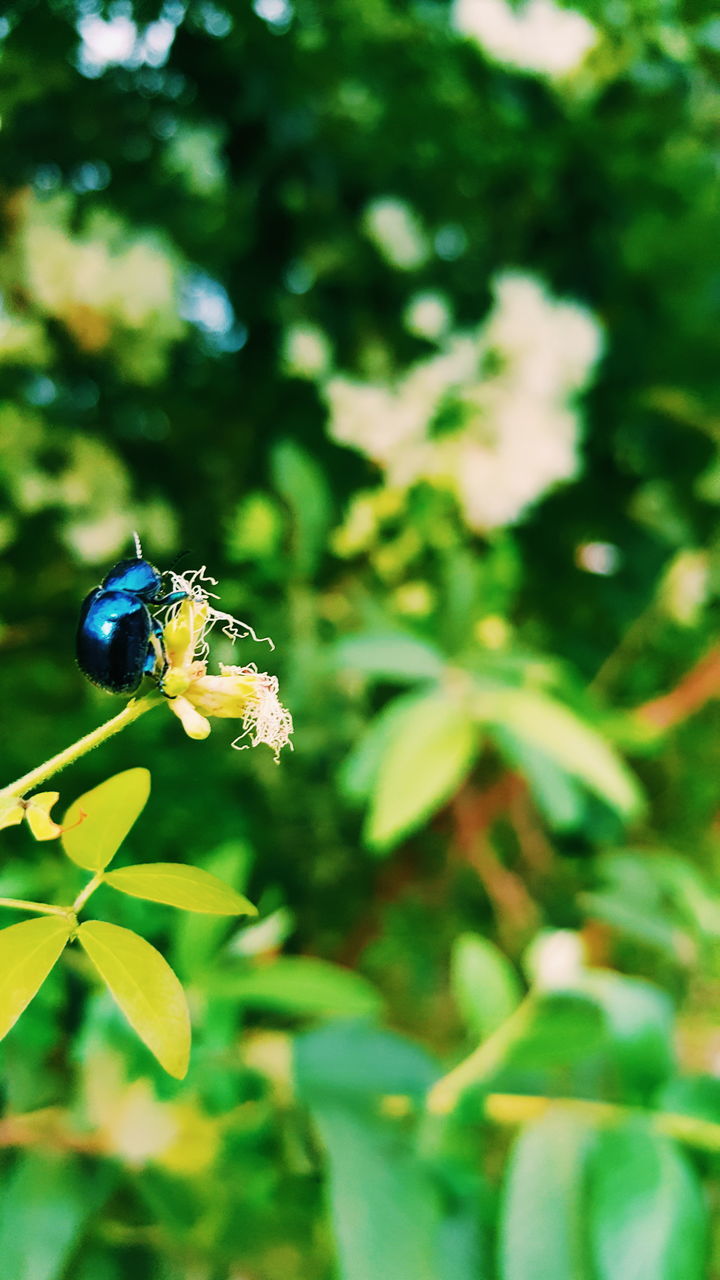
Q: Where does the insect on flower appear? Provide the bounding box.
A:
[77,539,294,761]
[76,533,188,695]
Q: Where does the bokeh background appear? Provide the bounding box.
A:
[3,0,720,1276]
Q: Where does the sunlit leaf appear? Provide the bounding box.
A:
[0,916,72,1042]
[589,1126,706,1280]
[478,688,643,820]
[211,957,382,1019]
[62,768,150,871]
[499,1109,594,1280]
[104,863,257,915]
[77,920,190,1079]
[450,933,523,1041]
[365,694,479,852]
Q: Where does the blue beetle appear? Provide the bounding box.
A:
[76,541,188,694]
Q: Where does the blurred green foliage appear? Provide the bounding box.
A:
[3,0,720,1275]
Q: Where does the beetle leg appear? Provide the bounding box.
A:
[155,589,190,607]
[144,623,166,679]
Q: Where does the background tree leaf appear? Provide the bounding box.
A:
[498,1110,594,1280]
[62,768,151,872]
[0,1152,116,1280]
[211,957,382,1019]
[77,920,190,1079]
[365,694,479,852]
[450,933,523,1042]
[588,1126,707,1280]
[334,631,445,684]
[479,688,643,820]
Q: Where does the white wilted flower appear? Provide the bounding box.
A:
[452,0,598,79]
[325,271,603,533]
[160,576,293,762]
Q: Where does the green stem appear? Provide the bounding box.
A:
[72,872,104,914]
[426,999,532,1115]
[0,897,71,918]
[0,694,163,800]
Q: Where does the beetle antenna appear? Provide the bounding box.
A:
[132,530,143,559]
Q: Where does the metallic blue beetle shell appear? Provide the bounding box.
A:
[76,588,156,694]
[77,552,188,695]
[101,557,163,600]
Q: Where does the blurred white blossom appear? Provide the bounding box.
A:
[453,0,598,79]
[14,193,184,382]
[282,321,332,378]
[362,197,430,271]
[403,291,452,341]
[325,272,603,533]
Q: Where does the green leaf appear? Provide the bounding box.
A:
[489,994,606,1085]
[365,694,479,852]
[174,839,254,980]
[77,920,190,1078]
[271,438,332,577]
[294,1021,439,1103]
[294,1025,471,1280]
[0,916,72,1042]
[578,971,675,1097]
[334,631,445,684]
[62,768,151,872]
[589,1126,706,1280]
[0,1152,116,1280]
[309,1103,445,1280]
[478,688,643,820]
[104,862,257,916]
[339,690,432,804]
[211,957,382,1019]
[450,933,523,1041]
[491,728,586,830]
[499,1110,594,1280]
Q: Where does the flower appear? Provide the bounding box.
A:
[325,271,603,534]
[158,578,293,762]
[452,0,598,80]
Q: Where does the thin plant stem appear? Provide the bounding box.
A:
[0,694,163,800]
[72,872,104,914]
[0,897,72,918]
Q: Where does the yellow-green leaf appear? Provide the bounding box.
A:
[104,863,257,916]
[0,916,72,1041]
[25,791,62,841]
[0,797,24,832]
[77,920,190,1079]
[62,768,151,872]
